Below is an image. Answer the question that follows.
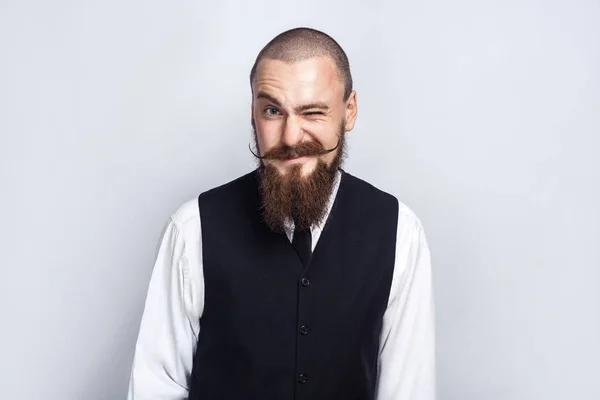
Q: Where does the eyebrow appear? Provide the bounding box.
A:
[256,91,330,114]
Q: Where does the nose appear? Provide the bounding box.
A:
[281,116,304,147]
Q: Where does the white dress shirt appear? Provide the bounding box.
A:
[127,172,436,399]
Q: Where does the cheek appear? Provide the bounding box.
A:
[255,120,281,149]
[309,123,340,148]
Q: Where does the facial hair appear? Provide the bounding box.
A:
[253,121,347,233]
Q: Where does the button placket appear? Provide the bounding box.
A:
[297,275,311,389]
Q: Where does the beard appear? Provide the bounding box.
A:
[253,121,347,233]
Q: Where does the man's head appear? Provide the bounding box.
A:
[249,27,357,232]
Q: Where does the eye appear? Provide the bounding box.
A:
[264,107,281,116]
[305,111,324,116]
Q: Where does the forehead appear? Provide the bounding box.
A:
[253,56,344,104]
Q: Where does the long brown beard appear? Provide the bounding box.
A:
[254,123,346,233]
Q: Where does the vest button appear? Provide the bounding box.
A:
[301,277,310,287]
[299,325,309,335]
[298,373,308,384]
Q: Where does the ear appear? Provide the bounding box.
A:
[344,90,358,132]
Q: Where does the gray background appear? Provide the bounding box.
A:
[1,0,599,399]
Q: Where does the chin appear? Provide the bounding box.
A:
[299,163,317,177]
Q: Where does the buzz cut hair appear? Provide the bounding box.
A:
[249,27,353,101]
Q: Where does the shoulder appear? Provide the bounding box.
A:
[342,170,424,231]
[170,197,200,227]
[341,171,398,213]
[168,171,257,236]
[169,198,201,241]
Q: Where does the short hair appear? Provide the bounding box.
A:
[250,27,353,101]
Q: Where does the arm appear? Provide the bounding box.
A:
[376,218,436,400]
[127,217,199,399]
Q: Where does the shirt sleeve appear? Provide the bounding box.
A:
[375,217,436,400]
[127,217,198,399]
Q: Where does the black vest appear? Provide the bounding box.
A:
[189,169,399,400]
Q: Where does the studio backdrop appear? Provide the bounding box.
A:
[1,0,599,399]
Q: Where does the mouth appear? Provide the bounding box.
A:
[280,155,310,165]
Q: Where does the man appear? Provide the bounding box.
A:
[127,27,435,399]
